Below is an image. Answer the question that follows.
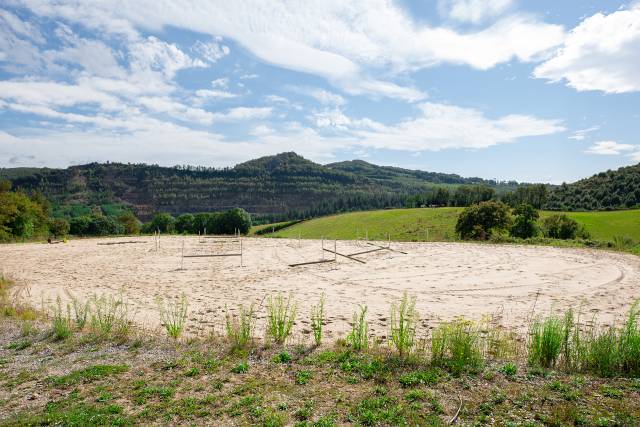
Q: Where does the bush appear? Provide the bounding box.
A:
[541,214,588,240]
[145,213,176,234]
[347,305,369,351]
[219,208,252,235]
[431,318,483,374]
[389,292,418,357]
[88,216,124,236]
[225,304,255,349]
[69,216,92,235]
[48,218,70,238]
[175,214,195,234]
[117,212,141,235]
[510,204,539,239]
[266,293,296,344]
[455,201,512,240]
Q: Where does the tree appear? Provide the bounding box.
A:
[510,204,539,239]
[455,201,512,240]
[117,212,141,235]
[175,213,195,234]
[147,213,176,233]
[541,214,587,240]
[219,208,252,234]
[0,188,49,241]
[89,216,123,236]
[69,216,92,236]
[48,218,70,238]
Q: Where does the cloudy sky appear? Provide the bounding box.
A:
[0,0,639,183]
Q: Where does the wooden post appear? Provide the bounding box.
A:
[240,238,243,267]
[181,236,185,270]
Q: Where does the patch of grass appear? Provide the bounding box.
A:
[231,361,249,374]
[310,292,325,346]
[389,292,418,357]
[89,293,133,339]
[225,303,255,350]
[295,370,312,385]
[266,292,297,345]
[500,362,518,377]
[431,317,483,375]
[273,351,292,364]
[528,313,566,369]
[156,293,188,339]
[48,364,129,387]
[347,305,369,351]
[398,369,439,388]
[6,338,31,350]
[51,296,73,341]
[11,401,132,426]
[351,395,406,426]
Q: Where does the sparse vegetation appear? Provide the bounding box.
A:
[310,293,325,347]
[225,303,255,349]
[266,293,297,345]
[157,293,189,339]
[389,293,418,357]
[347,305,369,351]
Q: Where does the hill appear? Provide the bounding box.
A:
[0,153,510,221]
[546,163,640,210]
[269,207,640,244]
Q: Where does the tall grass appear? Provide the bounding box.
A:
[67,292,90,330]
[431,318,483,374]
[347,305,369,351]
[89,293,133,339]
[528,314,565,369]
[51,296,72,341]
[225,304,255,349]
[310,293,325,346]
[157,294,188,339]
[389,292,418,357]
[266,293,297,344]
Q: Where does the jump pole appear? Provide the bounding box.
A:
[240,238,243,267]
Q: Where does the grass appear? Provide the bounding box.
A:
[225,303,255,349]
[156,293,188,339]
[310,293,325,347]
[266,293,297,344]
[265,207,640,251]
[389,292,418,357]
[347,305,369,351]
[48,364,129,387]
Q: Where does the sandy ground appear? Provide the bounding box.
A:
[1,236,639,340]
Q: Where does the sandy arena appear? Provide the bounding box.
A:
[1,236,639,340]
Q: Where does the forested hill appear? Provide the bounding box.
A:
[0,152,505,221]
[546,163,640,211]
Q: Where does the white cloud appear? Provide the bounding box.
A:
[129,36,206,78]
[534,4,640,93]
[16,0,565,100]
[211,107,272,122]
[351,102,565,151]
[192,38,230,64]
[439,0,512,24]
[569,126,600,141]
[585,140,636,155]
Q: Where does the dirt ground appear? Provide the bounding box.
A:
[1,236,638,339]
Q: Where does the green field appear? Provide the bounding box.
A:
[269,207,640,244]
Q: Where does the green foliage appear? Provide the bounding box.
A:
[48,217,70,237]
[398,370,439,387]
[70,215,125,236]
[528,314,566,369]
[89,293,133,338]
[51,296,72,341]
[117,212,140,234]
[157,294,188,339]
[347,305,369,351]
[48,364,128,387]
[273,351,292,364]
[502,184,549,209]
[266,293,297,345]
[541,214,588,240]
[225,304,255,349]
[389,292,418,357]
[310,293,325,346]
[146,212,176,233]
[455,200,512,240]
[510,204,539,239]
[500,362,518,377]
[0,184,49,241]
[431,318,483,374]
[175,213,195,233]
[231,361,249,374]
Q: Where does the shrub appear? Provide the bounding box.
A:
[310,293,325,346]
[145,213,176,234]
[225,304,255,349]
[89,293,132,338]
[175,214,195,234]
[389,292,418,357]
[455,201,512,240]
[48,218,70,238]
[68,293,90,330]
[347,305,369,351]
[219,208,252,235]
[266,293,297,344]
[541,214,587,240]
[157,294,188,339]
[116,212,141,235]
[509,204,539,239]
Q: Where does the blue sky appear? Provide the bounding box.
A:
[0,0,639,183]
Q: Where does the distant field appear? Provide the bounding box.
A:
[269,207,640,243]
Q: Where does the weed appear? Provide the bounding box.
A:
[404,389,426,401]
[389,292,418,357]
[225,303,255,350]
[51,296,72,341]
[310,292,325,346]
[266,292,297,344]
[295,370,312,385]
[347,305,369,351]
[6,339,31,350]
[398,369,438,387]
[528,313,565,369]
[501,362,518,377]
[156,293,188,339]
[67,292,90,330]
[90,293,133,339]
[231,362,249,374]
[431,318,483,374]
[273,351,292,364]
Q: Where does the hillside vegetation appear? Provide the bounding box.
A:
[269,207,640,244]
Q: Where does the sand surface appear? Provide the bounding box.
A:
[1,236,639,340]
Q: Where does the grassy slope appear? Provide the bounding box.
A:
[1,319,639,426]
[270,208,640,243]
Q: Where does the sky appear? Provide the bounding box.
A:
[0,1,639,183]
